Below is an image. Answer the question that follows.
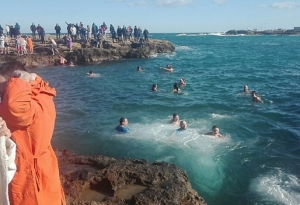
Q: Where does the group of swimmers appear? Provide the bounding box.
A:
[244,85,263,103]
[170,113,223,137]
[115,114,223,138]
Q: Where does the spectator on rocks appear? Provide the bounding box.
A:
[5,24,10,36]
[92,23,98,39]
[0,25,4,34]
[0,33,4,54]
[122,25,127,42]
[128,26,133,41]
[117,26,122,42]
[70,24,76,41]
[20,36,27,55]
[30,23,36,39]
[15,35,22,55]
[110,24,117,43]
[4,35,10,54]
[137,27,142,40]
[9,25,14,38]
[14,23,21,35]
[75,23,79,40]
[80,25,87,42]
[27,36,33,54]
[102,22,107,36]
[134,26,138,42]
[87,25,91,40]
[40,27,46,44]
[50,38,59,56]
[0,62,67,205]
[143,28,149,41]
[65,22,72,36]
[36,24,42,39]
[54,23,61,39]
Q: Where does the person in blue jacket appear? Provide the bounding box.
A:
[115,117,130,133]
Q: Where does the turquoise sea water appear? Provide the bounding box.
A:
[31,34,300,205]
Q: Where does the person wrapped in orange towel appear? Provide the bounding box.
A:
[0,62,66,205]
[26,36,33,54]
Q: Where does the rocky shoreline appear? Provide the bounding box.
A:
[0,35,175,68]
[56,149,207,205]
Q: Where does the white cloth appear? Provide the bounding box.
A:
[0,136,17,205]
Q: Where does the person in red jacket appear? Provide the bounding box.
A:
[0,62,66,205]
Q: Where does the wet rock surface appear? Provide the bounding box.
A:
[56,149,207,205]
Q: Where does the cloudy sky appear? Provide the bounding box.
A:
[2,0,300,33]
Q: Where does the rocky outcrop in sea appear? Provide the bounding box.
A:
[0,36,175,68]
[57,149,207,205]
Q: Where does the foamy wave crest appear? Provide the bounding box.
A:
[250,169,300,205]
[211,113,231,119]
[111,118,230,196]
[175,45,192,50]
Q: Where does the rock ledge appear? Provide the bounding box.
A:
[57,149,206,205]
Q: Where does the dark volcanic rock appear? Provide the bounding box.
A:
[0,37,175,69]
[56,149,206,205]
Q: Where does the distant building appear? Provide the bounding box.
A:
[294,27,300,32]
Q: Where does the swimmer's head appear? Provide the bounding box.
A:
[180,120,187,130]
[137,66,141,71]
[119,117,128,126]
[173,82,179,90]
[151,84,157,91]
[172,113,179,122]
[251,91,257,97]
[212,125,220,135]
[244,85,249,92]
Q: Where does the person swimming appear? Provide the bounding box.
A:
[87,70,94,75]
[177,120,188,132]
[161,64,173,72]
[151,84,157,91]
[244,85,250,93]
[137,66,143,71]
[205,125,223,138]
[251,91,263,103]
[171,113,180,125]
[115,117,130,133]
[173,82,180,92]
[179,78,186,86]
[69,61,75,67]
[59,56,67,65]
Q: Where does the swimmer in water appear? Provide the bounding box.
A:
[205,125,222,138]
[137,66,143,71]
[171,113,180,125]
[244,85,250,93]
[69,61,75,67]
[59,56,67,65]
[161,64,173,72]
[179,78,186,86]
[177,120,188,132]
[115,117,130,133]
[87,70,95,75]
[173,82,180,92]
[251,91,263,103]
[151,84,157,91]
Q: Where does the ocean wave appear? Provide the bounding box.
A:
[175,45,192,50]
[250,169,300,205]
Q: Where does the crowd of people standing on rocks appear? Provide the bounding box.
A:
[0,21,150,56]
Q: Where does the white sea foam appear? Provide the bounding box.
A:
[87,73,100,78]
[112,118,231,196]
[211,113,231,119]
[250,169,300,205]
[175,45,192,50]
